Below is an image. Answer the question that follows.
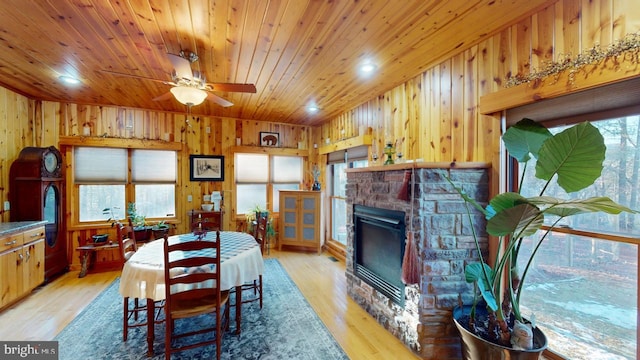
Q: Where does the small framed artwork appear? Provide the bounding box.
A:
[189,155,224,181]
[260,132,279,147]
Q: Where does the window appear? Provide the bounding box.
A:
[235,153,302,214]
[328,146,369,246]
[508,115,638,359]
[75,147,177,223]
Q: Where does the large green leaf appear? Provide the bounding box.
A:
[535,122,605,193]
[487,192,528,220]
[502,118,552,162]
[528,196,638,217]
[486,203,543,237]
[465,262,498,311]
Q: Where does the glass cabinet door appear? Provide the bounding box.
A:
[301,196,317,242]
[43,185,59,248]
[282,195,298,241]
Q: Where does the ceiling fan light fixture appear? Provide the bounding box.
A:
[170,86,208,106]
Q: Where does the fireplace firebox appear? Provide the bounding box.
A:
[353,204,406,306]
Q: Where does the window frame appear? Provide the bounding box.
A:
[504,110,639,360]
[68,144,179,229]
[234,152,303,216]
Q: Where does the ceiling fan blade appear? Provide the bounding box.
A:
[207,83,257,93]
[207,93,234,107]
[152,92,174,102]
[167,53,193,81]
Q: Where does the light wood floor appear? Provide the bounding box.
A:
[0,249,419,360]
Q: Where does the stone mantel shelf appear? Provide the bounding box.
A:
[346,161,490,173]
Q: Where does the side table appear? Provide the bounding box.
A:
[76,242,120,278]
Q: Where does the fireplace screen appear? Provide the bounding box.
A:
[353,204,406,306]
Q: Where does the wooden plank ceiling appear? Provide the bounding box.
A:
[0,0,555,126]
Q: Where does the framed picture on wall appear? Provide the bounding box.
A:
[259,132,279,147]
[189,155,224,181]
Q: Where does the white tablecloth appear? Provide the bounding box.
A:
[119,231,264,301]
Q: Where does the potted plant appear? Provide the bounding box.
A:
[126,202,146,229]
[151,220,172,239]
[245,205,276,249]
[445,118,635,358]
[102,206,122,227]
[94,206,123,243]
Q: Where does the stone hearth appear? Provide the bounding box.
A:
[345,164,489,359]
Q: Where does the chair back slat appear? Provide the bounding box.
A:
[163,231,222,301]
[117,223,137,263]
[253,213,268,254]
[191,221,220,232]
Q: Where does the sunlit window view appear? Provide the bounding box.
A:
[332,163,348,245]
[331,158,367,246]
[235,153,302,214]
[516,116,639,359]
[76,148,177,222]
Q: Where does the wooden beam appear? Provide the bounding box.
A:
[480,55,640,114]
[230,145,309,157]
[58,136,183,150]
[318,134,372,155]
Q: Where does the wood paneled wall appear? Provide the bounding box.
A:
[317,0,640,164]
[2,99,312,269]
[0,88,32,223]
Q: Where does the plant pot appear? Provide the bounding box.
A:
[453,306,548,360]
[152,227,170,239]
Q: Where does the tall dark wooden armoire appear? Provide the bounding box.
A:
[10,146,68,280]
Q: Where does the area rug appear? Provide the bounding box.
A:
[55,259,349,359]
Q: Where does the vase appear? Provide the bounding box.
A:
[453,305,548,360]
[312,180,321,191]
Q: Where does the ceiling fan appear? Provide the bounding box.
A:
[101,50,256,108]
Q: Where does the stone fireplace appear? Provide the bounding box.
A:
[345,164,489,359]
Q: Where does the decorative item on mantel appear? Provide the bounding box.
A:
[395,138,404,164]
[310,165,321,191]
[383,142,396,165]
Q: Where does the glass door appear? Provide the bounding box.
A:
[43,184,59,248]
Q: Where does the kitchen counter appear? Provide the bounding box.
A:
[0,221,47,237]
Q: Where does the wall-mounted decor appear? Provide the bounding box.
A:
[260,132,279,147]
[189,155,224,181]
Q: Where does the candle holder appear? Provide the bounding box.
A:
[383,142,395,165]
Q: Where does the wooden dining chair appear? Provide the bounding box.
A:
[232,212,266,311]
[253,213,268,254]
[117,223,164,342]
[163,231,230,359]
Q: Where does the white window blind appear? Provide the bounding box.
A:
[132,149,177,183]
[328,150,346,164]
[347,145,369,161]
[272,156,302,182]
[328,145,368,164]
[74,147,127,183]
[235,154,269,183]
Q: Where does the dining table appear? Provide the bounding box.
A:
[119,230,264,356]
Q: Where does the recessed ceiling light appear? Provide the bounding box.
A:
[307,106,319,113]
[59,75,81,85]
[360,63,377,73]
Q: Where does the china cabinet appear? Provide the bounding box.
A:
[278,190,323,254]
